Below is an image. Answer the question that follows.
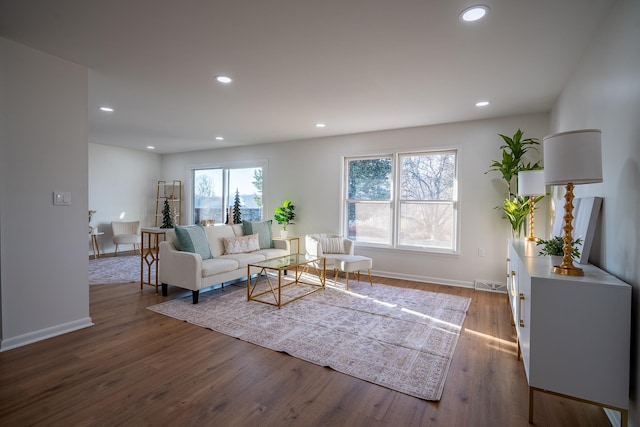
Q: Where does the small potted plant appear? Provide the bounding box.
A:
[274,199,295,237]
[536,236,582,264]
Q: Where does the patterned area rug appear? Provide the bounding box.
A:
[89,255,148,285]
[148,279,471,400]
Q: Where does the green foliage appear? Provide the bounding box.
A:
[160,198,173,228]
[501,196,530,237]
[347,158,392,200]
[252,169,263,207]
[536,236,582,258]
[486,129,543,234]
[274,199,295,230]
[232,189,242,224]
[487,129,542,191]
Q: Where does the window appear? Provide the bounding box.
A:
[344,150,457,252]
[193,166,263,225]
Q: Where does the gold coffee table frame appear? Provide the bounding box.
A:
[247,254,326,308]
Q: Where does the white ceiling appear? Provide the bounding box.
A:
[0,0,615,153]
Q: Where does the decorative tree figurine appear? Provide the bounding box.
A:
[160,198,173,228]
[232,189,242,224]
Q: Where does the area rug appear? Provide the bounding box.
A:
[89,255,147,285]
[148,279,471,400]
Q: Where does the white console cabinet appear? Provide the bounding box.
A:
[507,240,630,426]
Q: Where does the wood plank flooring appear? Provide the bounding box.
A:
[0,277,613,426]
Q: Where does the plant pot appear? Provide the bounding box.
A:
[551,255,563,266]
[280,230,288,238]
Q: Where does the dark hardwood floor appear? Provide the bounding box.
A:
[0,276,612,426]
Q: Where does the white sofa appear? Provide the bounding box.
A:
[159,223,289,303]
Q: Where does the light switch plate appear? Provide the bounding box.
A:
[53,191,71,206]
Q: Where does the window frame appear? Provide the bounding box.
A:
[343,149,458,254]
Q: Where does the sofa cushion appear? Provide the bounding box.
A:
[201,258,239,278]
[220,252,266,269]
[174,225,213,260]
[318,236,345,254]
[223,234,260,254]
[242,220,274,249]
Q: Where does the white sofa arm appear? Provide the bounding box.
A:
[159,240,203,292]
[272,239,290,253]
[305,235,323,256]
[344,239,355,255]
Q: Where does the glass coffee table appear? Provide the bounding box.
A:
[247,254,326,308]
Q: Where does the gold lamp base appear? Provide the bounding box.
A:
[552,182,584,276]
[525,196,539,242]
[552,264,584,276]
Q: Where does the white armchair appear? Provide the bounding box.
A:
[111,221,141,256]
[305,233,354,270]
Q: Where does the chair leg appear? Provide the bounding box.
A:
[367,269,373,286]
[114,244,119,256]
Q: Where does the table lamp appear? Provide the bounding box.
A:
[543,129,602,276]
[517,170,545,242]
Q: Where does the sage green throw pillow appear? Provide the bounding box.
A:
[174,225,213,260]
[242,220,273,249]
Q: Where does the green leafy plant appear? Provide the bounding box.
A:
[502,196,531,238]
[486,129,542,236]
[536,236,582,258]
[274,199,295,230]
[487,129,541,191]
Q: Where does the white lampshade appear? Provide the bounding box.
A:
[543,129,603,185]
[517,170,546,196]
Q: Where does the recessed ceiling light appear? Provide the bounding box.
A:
[475,101,490,107]
[215,136,224,141]
[214,75,232,84]
[99,106,114,112]
[146,146,155,150]
[315,123,326,128]
[460,5,489,22]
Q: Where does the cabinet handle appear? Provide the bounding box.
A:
[510,271,516,296]
[506,258,510,278]
[519,293,525,327]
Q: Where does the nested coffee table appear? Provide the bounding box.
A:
[247,254,326,308]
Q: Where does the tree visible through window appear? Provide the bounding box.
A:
[344,150,457,251]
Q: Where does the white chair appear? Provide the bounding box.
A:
[111,221,141,256]
[305,233,372,289]
[305,233,355,271]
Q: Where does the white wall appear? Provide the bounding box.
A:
[550,0,640,424]
[162,113,549,287]
[0,39,92,351]
[88,143,161,255]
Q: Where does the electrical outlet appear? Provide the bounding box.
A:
[478,247,485,257]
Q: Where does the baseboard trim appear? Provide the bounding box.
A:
[0,317,94,352]
[371,270,474,289]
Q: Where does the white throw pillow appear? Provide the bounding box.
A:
[318,237,345,254]
[223,234,260,254]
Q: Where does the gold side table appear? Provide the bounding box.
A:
[90,231,104,258]
[141,227,167,294]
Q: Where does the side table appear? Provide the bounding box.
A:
[90,231,104,258]
[141,227,167,294]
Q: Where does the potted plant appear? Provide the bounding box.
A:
[274,199,295,237]
[536,236,582,264]
[486,129,542,238]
